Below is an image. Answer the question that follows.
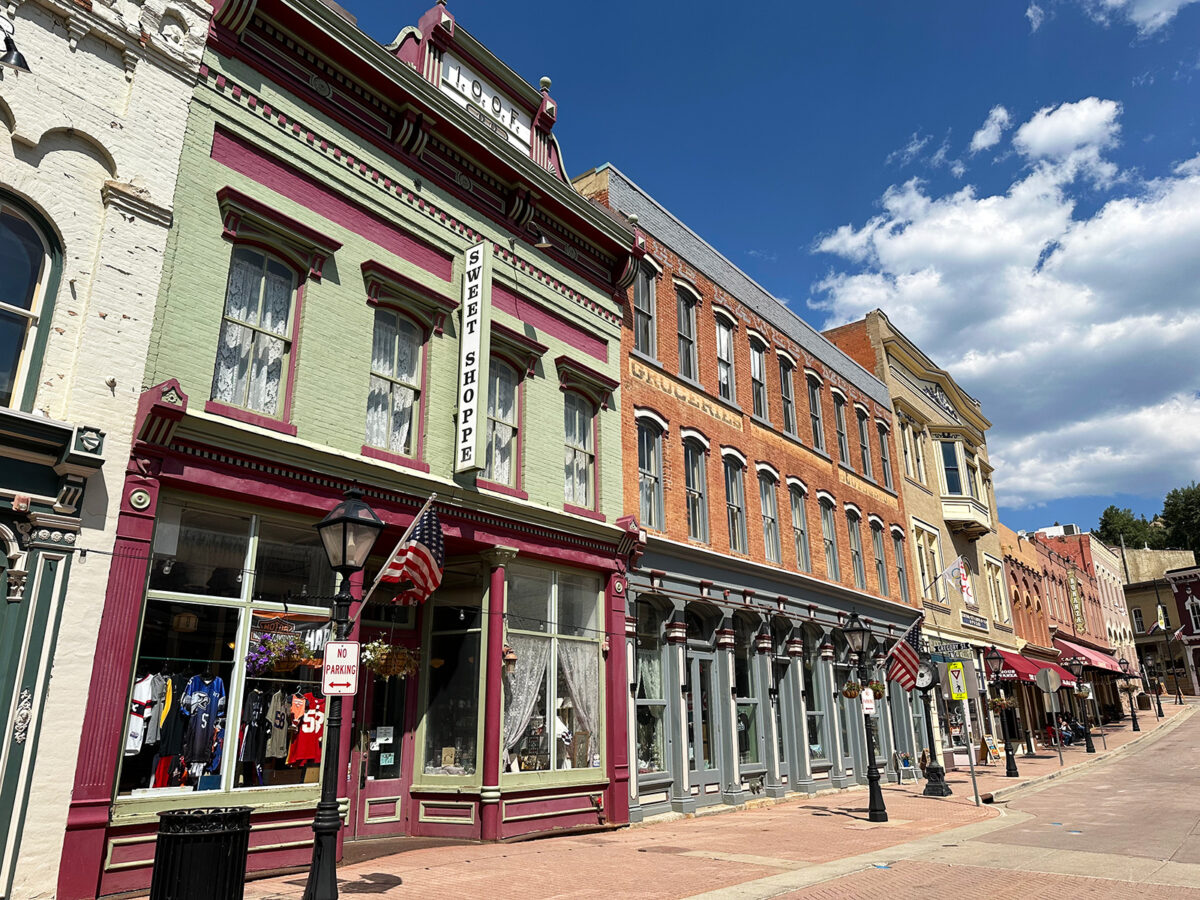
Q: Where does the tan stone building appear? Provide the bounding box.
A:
[1115,548,1199,697]
[827,310,1015,764]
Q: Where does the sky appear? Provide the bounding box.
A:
[348,0,1200,534]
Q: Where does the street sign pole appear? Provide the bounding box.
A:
[1035,667,1064,767]
[946,661,979,806]
[961,699,981,807]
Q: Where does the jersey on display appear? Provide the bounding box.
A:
[287,693,326,766]
[181,675,227,764]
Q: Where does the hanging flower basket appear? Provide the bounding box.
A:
[1075,684,1091,699]
[246,634,315,676]
[988,696,1016,712]
[1119,681,1141,695]
[866,680,886,696]
[363,638,420,679]
[842,681,862,699]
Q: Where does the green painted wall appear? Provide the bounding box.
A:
[149,48,624,523]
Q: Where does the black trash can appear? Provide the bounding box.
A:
[149,807,252,900]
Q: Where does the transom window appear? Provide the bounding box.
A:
[366,309,422,456]
[715,315,736,402]
[211,246,296,416]
[638,421,664,530]
[677,289,698,381]
[484,359,519,486]
[750,339,768,420]
[563,392,595,508]
[807,376,825,451]
[0,202,52,410]
[779,359,797,435]
[684,439,708,542]
[790,486,811,573]
[633,265,657,357]
[759,472,781,564]
[724,457,748,554]
[819,497,839,581]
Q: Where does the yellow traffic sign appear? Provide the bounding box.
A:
[947,661,968,700]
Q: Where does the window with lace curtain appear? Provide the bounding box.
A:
[634,601,668,776]
[211,247,296,417]
[563,391,595,508]
[365,309,422,456]
[484,359,519,487]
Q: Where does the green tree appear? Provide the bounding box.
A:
[1093,505,1167,550]
[1161,482,1200,557]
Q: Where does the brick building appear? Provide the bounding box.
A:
[54,2,642,896]
[0,0,209,895]
[575,165,921,821]
[1116,548,1200,697]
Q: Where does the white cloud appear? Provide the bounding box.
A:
[1079,0,1200,34]
[886,132,932,167]
[812,96,1200,511]
[970,105,1012,154]
[1026,3,1046,30]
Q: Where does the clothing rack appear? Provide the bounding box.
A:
[139,655,228,666]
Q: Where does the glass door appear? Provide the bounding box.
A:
[686,653,722,802]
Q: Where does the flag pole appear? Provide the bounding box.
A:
[347,492,437,629]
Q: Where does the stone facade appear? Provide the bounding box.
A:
[0,0,209,895]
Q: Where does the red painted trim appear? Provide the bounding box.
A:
[211,126,454,281]
[480,561,507,840]
[204,399,299,435]
[216,185,343,256]
[477,478,528,501]
[360,444,431,473]
[492,281,608,363]
[604,570,631,825]
[564,503,605,523]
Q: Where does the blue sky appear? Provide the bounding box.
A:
[351,0,1200,534]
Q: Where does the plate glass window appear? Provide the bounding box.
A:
[779,359,796,435]
[677,290,698,381]
[0,204,50,409]
[484,359,519,486]
[733,624,761,765]
[366,309,422,455]
[715,317,735,402]
[633,265,656,357]
[750,339,768,419]
[759,473,781,564]
[211,247,296,416]
[634,602,667,775]
[563,392,595,508]
[725,458,747,554]
[683,439,708,542]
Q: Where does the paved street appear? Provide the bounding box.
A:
[215,700,1196,899]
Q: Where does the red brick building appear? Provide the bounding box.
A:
[575,165,921,820]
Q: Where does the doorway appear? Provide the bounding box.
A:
[686,652,723,803]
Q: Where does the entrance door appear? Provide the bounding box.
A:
[686,653,722,802]
[348,651,414,839]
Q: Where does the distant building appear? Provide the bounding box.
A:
[1116,548,1200,697]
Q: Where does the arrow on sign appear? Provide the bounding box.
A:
[329,682,352,689]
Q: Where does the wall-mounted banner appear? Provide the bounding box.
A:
[1068,571,1086,632]
[455,242,490,473]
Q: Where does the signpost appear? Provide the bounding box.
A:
[1035,667,1064,767]
[947,661,968,700]
[322,640,360,696]
[947,662,980,805]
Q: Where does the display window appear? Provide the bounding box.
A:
[634,601,668,776]
[803,637,827,764]
[118,499,338,800]
[733,619,761,766]
[502,564,602,776]
[420,598,482,777]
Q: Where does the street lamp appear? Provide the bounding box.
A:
[843,612,887,823]
[1119,657,1140,733]
[983,647,1019,777]
[304,487,384,900]
[1062,657,1095,753]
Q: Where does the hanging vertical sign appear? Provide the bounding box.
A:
[1068,571,1086,632]
[455,242,490,473]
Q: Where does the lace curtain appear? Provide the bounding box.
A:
[558,640,598,738]
[502,633,551,763]
[636,647,662,700]
[486,363,517,484]
[366,312,420,453]
[563,394,593,506]
[211,251,290,415]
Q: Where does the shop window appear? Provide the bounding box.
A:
[683,438,708,543]
[422,598,483,776]
[637,420,664,531]
[634,601,667,776]
[750,337,768,420]
[676,288,698,381]
[819,496,839,582]
[779,357,797,436]
[856,409,873,479]
[759,470,781,564]
[878,424,894,490]
[0,200,55,411]
[773,658,788,764]
[807,375,825,452]
[733,620,761,766]
[790,485,811,573]
[211,246,297,418]
[715,313,735,402]
[563,391,596,509]
[724,455,748,555]
[846,509,867,591]
[871,521,889,597]
[833,395,850,467]
[483,359,520,487]
[365,308,423,457]
[119,503,343,798]
[503,565,602,773]
[893,532,911,605]
[803,634,827,763]
[633,264,657,358]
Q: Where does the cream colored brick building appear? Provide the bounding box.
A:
[0,0,208,894]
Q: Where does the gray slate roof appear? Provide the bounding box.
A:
[594,163,890,407]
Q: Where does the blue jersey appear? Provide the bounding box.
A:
[181,675,226,764]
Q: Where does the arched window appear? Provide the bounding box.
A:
[211,246,297,417]
[484,358,520,486]
[563,391,595,508]
[1,198,57,411]
[366,308,423,456]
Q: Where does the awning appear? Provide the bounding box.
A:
[1053,636,1123,673]
[995,649,1041,682]
[1043,662,1078,687]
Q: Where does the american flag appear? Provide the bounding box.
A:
[380,506,445,605]
[886,615,924,691]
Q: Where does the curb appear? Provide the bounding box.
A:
[981,704,1195,804]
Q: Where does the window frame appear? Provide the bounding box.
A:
[807,374,825,452]
[912,522,945,602]
[0,195,60,413]
[480,356,524,491]
[939,440,963,495]
[878,422,894,491]
[364,306,427,460]
[632,263,658,358]
[634,600,670,780]
[758,469,781,564]
[563,390,597,511]
[818,494,840,582]
[723,452,748,555]
[856,407,873,479]
[637,418,665,531]
[892,530,911,605]
[846,506,867,591]
[683,436,709,543]
[750,337,769,420]
[779,356,797,436]
[833,393,850,466]
[789,482,811,573]
[871,520,889,597]
[676,287,699,382]
[714,310,737,403]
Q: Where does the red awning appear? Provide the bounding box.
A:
[1043,662,1078,687]
[995,649,1040,682]
[1053,636,1123,673]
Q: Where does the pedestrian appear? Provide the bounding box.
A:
[1057,716,1073,746]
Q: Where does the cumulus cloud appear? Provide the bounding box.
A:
[970,106,1012,154]
[1026,3,1046,30]
[811,99,1200,510]
[1078,0,1200,34]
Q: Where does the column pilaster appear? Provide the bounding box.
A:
[478,546,518,842]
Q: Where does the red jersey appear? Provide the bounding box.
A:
[287,693,326,766]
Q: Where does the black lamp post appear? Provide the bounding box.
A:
[1063,657,1095,753]
[0,18,31,73]
[983,646,1019,777]
[1119,657,1140,733]
[304,488,384,900]
[843,613,887,823]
